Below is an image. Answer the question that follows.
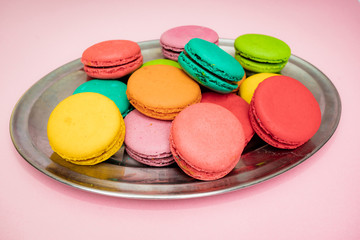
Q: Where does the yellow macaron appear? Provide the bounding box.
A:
[239,73,278,103]
[47,92,125,165]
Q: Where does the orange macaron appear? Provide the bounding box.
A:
[126,65,202,120]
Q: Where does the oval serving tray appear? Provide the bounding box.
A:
[10,39,341,199]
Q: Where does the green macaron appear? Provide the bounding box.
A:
[142,58,181,69]
[73,79,133,117]
[178,38,245,93]
[234,34,291,73]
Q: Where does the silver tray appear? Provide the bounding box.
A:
[10,39,341,199]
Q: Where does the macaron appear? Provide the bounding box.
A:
[160,25,219,61]
[73,79,133,117]
[47,92,125,165]
[234,34,291,73]
[249,75,321,149]
[124,110,174,167]
[81,40,143,79]
[201,92,254,144]
[239,72,278,103]
[179,38,245,93]
[142,58,181,69]
[232,72,246,93]
[126,65,201,120]
[170,103,246,181]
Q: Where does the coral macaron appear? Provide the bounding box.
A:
[249,75,321,149]
[81,40,143,79]
[170,103,246,181]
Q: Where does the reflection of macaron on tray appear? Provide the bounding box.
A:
[47,25,321,181]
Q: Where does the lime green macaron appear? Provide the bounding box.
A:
[234,34,291,73]
[142,59,181,69]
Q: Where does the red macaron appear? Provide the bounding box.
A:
[249,75,321,149]
[201,92,254,144]
[81,40,143,79]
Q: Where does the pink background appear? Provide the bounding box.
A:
[2,0,360,239]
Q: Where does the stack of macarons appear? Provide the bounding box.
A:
[46,25,322,182]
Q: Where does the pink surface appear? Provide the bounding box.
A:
[2,0,360,239]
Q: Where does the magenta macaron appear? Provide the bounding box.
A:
[160,25,219,61]
[124,109,174,167]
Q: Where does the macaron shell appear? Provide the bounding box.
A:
[251,75,321,148]
[184,38,244,82]
[160,25,219,60]
[73,79,133,117]
[81,40,143,79]
[126,146,174,167]
[170,139,233,181]
[47,92,125,165]
[234,34,291,63]
[170,103,245,180]
[232,73,246,93]
[126,65,201,120]
[83,57,143,79]
[239,72,278,103]
[124,109,174,166]
[235,54,286,73]
[81,40,142,67]
[201,92,254,144]
[142,59,181,69]
[249,105,299,149]
[179,52,238,93]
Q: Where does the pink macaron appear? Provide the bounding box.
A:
[201,92,254,144]
[160,25,219,61]
[170,103,246,181]
[81,40,143,79]
[124,109,174,167]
